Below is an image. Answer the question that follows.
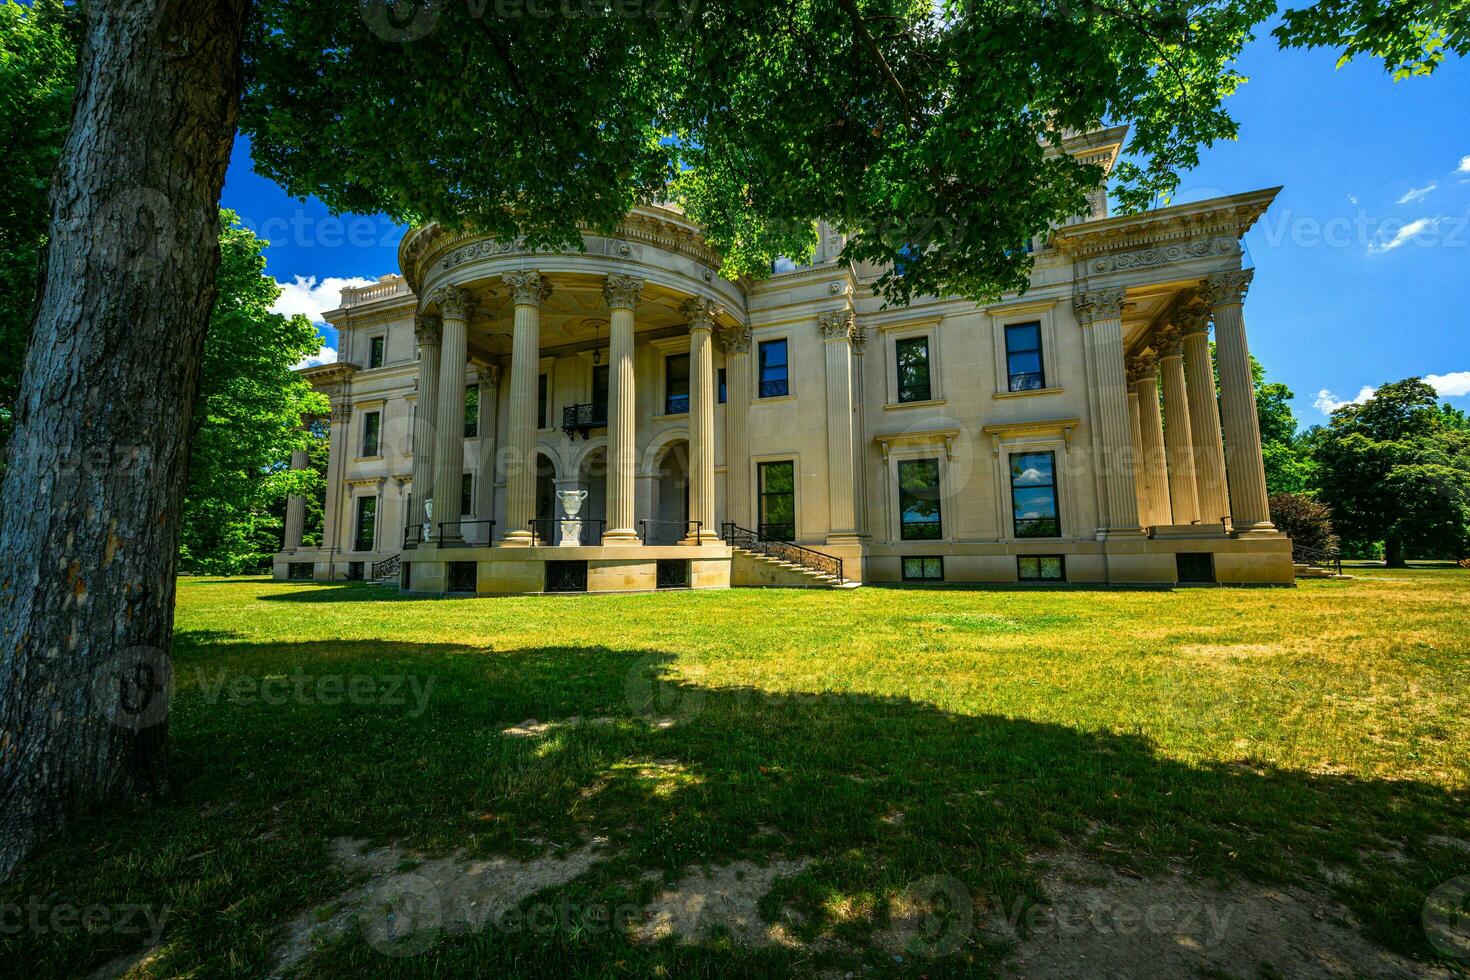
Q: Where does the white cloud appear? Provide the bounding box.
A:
[1347,194,1359,206]
[272,275,376,324]
[293,347,338,371]
[1426,371,1470,398]
[1367,216,1441,253]
[1396,181,1437,204]
[1458,155,1470,174]
[1314,386,1376,415]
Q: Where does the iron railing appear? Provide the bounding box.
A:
[721,522,844,584]
[758,378,789,398]
[403,524,423,548]
[639,520,703,545]
[529,518,606,546]
[1292,543,1342,576]
[562,402,607,439]
[436,519,496,546]
[1008,371,1047,392]
[370,554,400,581]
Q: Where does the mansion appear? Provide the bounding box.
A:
[273,127,1294,592]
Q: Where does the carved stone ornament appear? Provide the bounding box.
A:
[1126,351,1158,386]
[602,274,643,310]
[682,297,724,330]
[1175,303,1212,337]
[502,271,553,308]
[1200,269,1253,309]
[1072,288,1127,324]
[332,401,353,422]
[1086,237,1238,275]
[430,284,472,321]
[1153,323,1185,358]
[850,323,869,355]
[476,363,502,388]
[818,308,858,341]
[719,324,751,354]
[413,313,443,347]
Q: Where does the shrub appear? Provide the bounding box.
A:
[1269,492,1339,552]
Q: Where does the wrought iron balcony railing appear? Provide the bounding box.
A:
[562,402,607,439]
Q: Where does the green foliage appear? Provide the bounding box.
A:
[0,0,78,466]
[1267,490,1337,551]
[177,213,329,574]
[1273,0,1470,78]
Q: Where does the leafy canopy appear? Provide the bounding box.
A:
[242,0,1465,306]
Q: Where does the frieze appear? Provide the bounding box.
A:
[1087,237,1238,275]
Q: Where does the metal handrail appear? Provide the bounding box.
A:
[370,554,400,581]
[529,518,606,546]
[638,520,703,545]
[436,519,496,545]
[721,522,844,584]
[403,525,423,548]
[1292,543,1342,576]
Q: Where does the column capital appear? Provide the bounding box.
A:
[718,323,751,354]
[1153,323,1185,359]
[1176,303,1212,338]
[818,308,858,342]
[1201,269,1253,310]
[429,284,473,321]
[602,274,643,311]
[1126,351,1158,385]
[682,297,723,331]
[1073,287,1127,324]
[850,323,869,354]
[414,312,443,346]
[476,363,502,389]
[331,401,352,422]
[503,271,553,308]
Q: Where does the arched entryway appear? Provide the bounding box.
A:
[577,447,609,544]
[649,440,690,544]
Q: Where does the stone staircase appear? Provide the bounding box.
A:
[367,554,400,589]
[722,524,859,589]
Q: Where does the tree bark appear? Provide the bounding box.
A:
[1384,538,1405,568]
[0,0,250,879]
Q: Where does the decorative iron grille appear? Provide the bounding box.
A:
[721,523,843,584]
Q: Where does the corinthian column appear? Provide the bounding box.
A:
[431,286,471,544]
[684,298,722,543]
[1204,270,1274,532]
[720,324,752,528]
[1155,324,1199,524]
[1128,353,1170,527]
[284,447,308,551]
[1180,305,1229,526]
[501,272,552,546]
[1074,289,1141,535]
[820,308,859,539]
[603,274,643,546]
[409,313,442,540]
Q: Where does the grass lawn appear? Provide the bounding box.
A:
[5,568,1469,977]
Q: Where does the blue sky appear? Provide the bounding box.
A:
[221,37,1470,427]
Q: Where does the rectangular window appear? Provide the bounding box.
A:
[464,384,479,437]
[758,460,796,540]
[592,364,610,420]
[902,556,944,581]
[898,458,943,540]
[368,335,385,368]
[1177,552,1215,583]
[665,353,690,414]
[537,373,548,428]
[1005,322,1045,392]
[1018,555,1065,582]
[360,411,381,456]
[894,336,932,403]
[758,339,789,398]
[717,367,727,404]
[1011,451,1060,538]
[461,472,473,516]
[353,496,377,552]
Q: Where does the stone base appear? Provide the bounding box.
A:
[398,543,732,596]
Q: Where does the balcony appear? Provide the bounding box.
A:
[562,401,607,439]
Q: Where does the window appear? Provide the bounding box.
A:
[461,472,473,516]
[665,353,690,414]
[368,336,385,368]
[771,256,797,274]
[464,384,479,437]
[1177,552,1215,583]
[1005,322,1045,392]
[360,411,381,456]
[717,367,727,404]
[1018,555,1065,582]
[537,373,548,428]
[895,336,932,403]
[898,458,943,540]
[353,496,377,552]
[758,339,789,398]
[902,556,944,581]
[1011,451,1060,538]
[592,364,610,420]
[758,460,795,540]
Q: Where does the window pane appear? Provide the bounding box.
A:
[665,353,690,414]
[461,473,473,516]
[758,340,789,397]
[1039,556,1064,580]
[1011,451,1059,538]
[354,497,376,551]
[1018,556,1039,579]
[464,384,479,437]
[898,458,942,541]
[537,374,548,428]
[1005,323,1040,352]
[895,336,932,403]
[1005,322,1044,390]
[903,556,944,581]
[758,461,795,539]
[717,367,727,404]
[369,336,385,368]
[361,412,381,456]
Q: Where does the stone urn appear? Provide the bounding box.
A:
[422,498,434,542]
[557,489,589,547]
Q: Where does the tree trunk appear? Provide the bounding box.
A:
[0,0,250,879]
[1384,538,1405,568]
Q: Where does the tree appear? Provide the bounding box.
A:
[1267,491,1337,552]
[5,0,1467,877]
[1311,379,1470,566]
[1213,344,1312,494]
[177,213,327,575]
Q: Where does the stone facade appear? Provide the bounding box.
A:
[274,127,1293,591]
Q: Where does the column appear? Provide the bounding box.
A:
[720,325,752,528]
[1204,270,1274,531]
[1128,354,1170,527]
[683,298,721,542]
[1180,306,1229,526]
[850,324,869,534]
[501,272,552,545]
[283,447,308,550]
[819,309,859,539]
[431,286,472,544]
[1074,289,1141,535]
[409,313,442,541]
[603,274,643,545]
[473,363,501,539]
[1155,324,1199,524]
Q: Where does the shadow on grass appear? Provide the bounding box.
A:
[4,641,1466,978]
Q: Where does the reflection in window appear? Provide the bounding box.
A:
[1011,451,1060,538]
[758,460,795,540]
[895,336,932,403]
[360,411,381,456]
[1005,322,1045,392]
[898,458,942,540]
[758,339,789,398]
[353,496,377,552]
[665,353,690,414]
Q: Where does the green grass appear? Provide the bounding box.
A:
[5,568,1469,977]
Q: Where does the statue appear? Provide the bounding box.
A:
[556,489,589,547]
[422,498,434,542]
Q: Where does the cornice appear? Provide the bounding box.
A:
[1050,188,1280,268]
